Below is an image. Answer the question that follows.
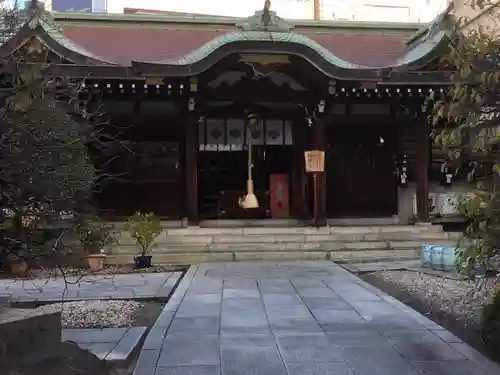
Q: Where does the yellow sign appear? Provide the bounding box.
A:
[304,150,325,173]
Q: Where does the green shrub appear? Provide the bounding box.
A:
[124,212,162,256]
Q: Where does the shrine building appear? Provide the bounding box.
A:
[1,4,466,227]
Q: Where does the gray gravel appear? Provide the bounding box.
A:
[375,270,500,326]
[47,300,144,329]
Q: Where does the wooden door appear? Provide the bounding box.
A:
[327,126,397,217]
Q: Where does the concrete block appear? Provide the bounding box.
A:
[210,243,279,251]
[212,235,306,244]
[106,326,147,365]
[317,242,344,251]
[343,241,389,250]
[329,249,418,262]
[62,327,129,343]
[168,228,244,236]
[447,232,463,240]
[0,293,11,312]
[363,232,449,241]
[388,240,457,249]
[161,235,214,245]
[0,307,61,368]
[242,227,330,235]
[77,342,116,360]
[284,242,322,250]
[133,349,161,375]
[106,252,233,265]
[142,329,167,350]
[306,234,365,242]
[234,251,328,262]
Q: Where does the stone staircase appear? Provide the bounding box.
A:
[106,224,461,265]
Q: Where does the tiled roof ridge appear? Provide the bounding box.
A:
[52,11,426,32]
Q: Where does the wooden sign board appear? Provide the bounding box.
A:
[304,150,325,173]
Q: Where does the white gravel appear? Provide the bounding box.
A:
[46,300,144,329]
[375,270,500,327]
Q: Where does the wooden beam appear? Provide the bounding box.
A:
[415,119,430,222]
[184,111,199,224]
[291,118,309,218]
[311,117,327,227]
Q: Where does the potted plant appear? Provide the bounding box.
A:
[124,212,161,269]
[77,218,116,270]
[7,251,29,276]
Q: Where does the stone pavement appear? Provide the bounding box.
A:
[0,272,182,302]
[62,327,147,365]
[134,261,500,375]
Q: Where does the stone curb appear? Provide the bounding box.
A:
[132,265,199,375]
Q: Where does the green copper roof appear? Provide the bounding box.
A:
[132,9,451,78]
[151,30,365,69]
[1,7,454,80]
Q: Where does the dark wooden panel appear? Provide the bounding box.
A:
[326,122,398,217]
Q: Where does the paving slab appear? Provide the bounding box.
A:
[134,261,500,375]
[62,326,147,365]
[0,271,182,302]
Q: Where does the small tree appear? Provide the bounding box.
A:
[432,0,500,276]
[124,212,162,256]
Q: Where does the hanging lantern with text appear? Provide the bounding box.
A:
[304,150,325,228]
[304,150,325,173]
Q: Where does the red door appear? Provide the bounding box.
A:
[270,174,289,217]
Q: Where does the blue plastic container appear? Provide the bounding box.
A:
[441,246,457,272]
[420,244,439,268]
[429,245,446,271]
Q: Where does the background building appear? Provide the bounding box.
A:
[321,0,449,22]
[106,0,448,22]
[49,0,107,12]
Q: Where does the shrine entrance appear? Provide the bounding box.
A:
[197,117,294,219]
[326,121,398,218]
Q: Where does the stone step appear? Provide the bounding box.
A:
[105,248,420,265]
[197,217,399,227]
[111,239,458,255]
[166,225,444,235]
[206,240,458,252]
[114,232,459,247]
[114,226,452,246]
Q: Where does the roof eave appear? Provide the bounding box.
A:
[0,12,116,65]
[130,28,450,79]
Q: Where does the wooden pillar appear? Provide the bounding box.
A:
[291,119,308,218]
[184,112,198,224]
[312,117,327,226]
[415,119,430,222]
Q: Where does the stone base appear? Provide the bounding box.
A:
[62,327,148,367]
[0,307,61,370]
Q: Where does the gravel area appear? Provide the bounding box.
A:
[47,300,144,329]
[371,270,500,327]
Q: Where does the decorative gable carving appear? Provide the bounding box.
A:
[237,10,294,33]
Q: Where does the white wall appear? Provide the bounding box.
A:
[105,0,446,22]
[322,0,449,22]
[107,0,313,18]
